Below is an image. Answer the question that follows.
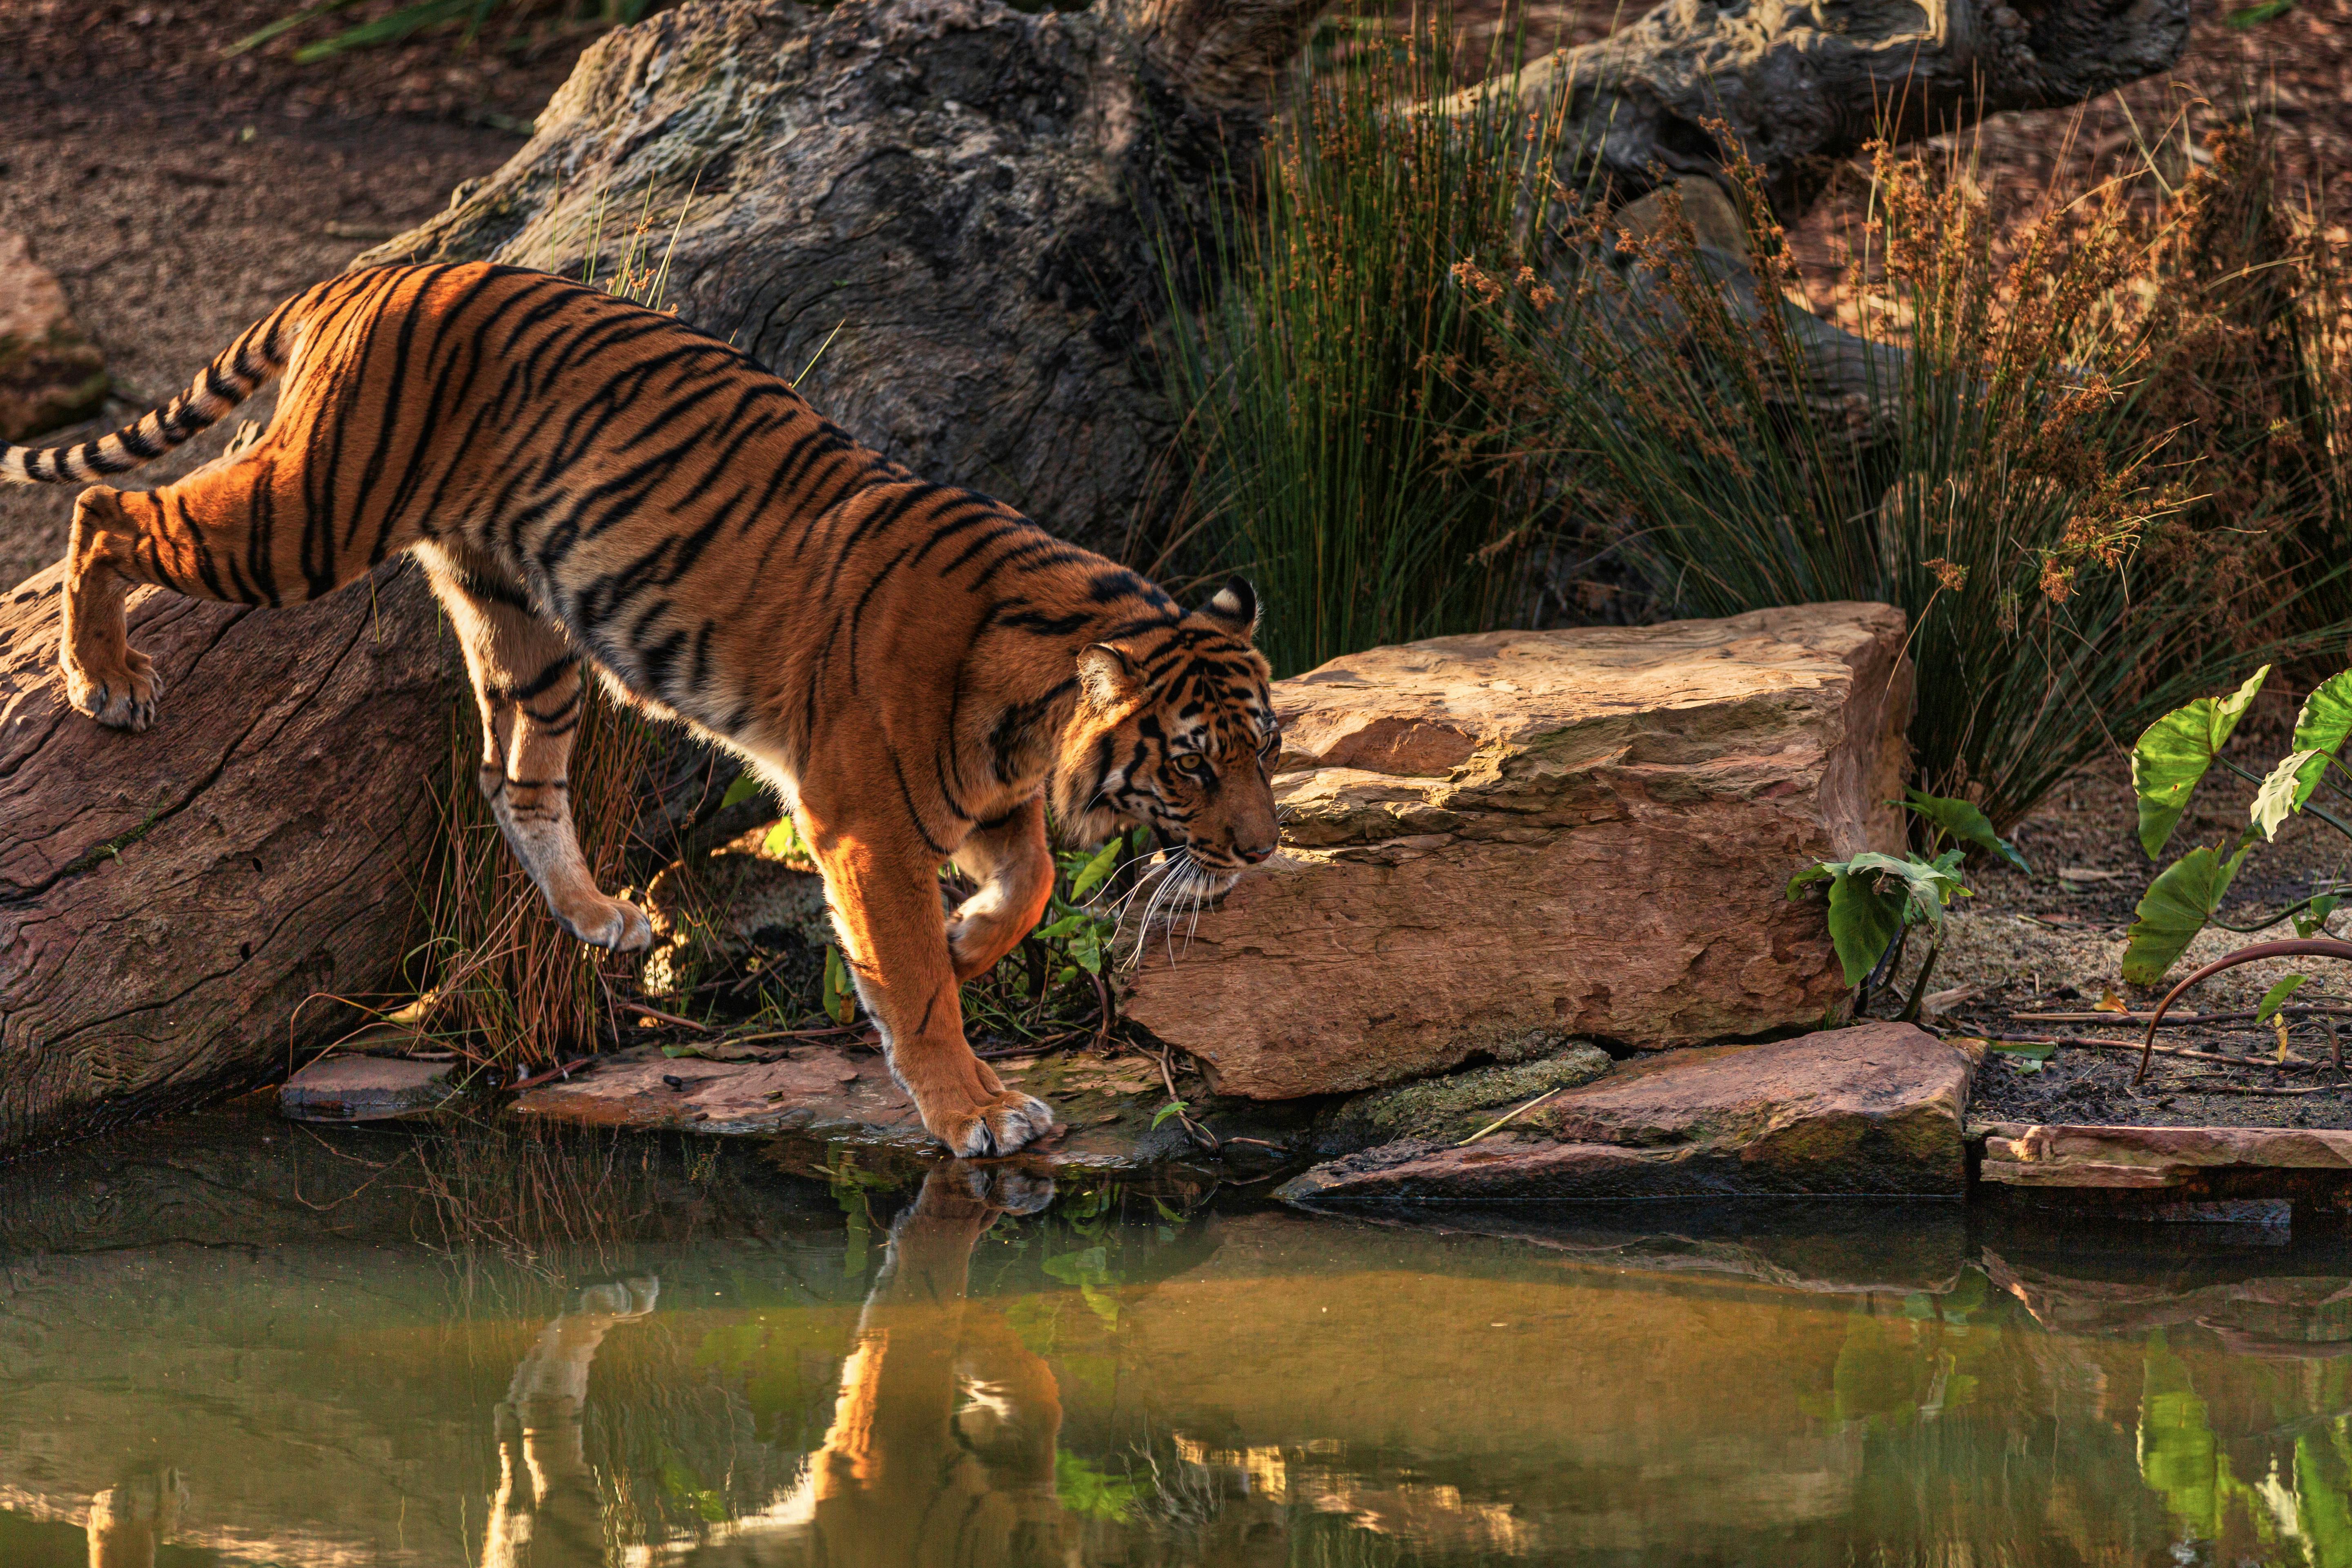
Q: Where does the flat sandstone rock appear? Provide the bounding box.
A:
[1274,1023,1973,1203]
[1125,604,1911,1099]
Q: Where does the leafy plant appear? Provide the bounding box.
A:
[2120,663,2352,985]
[1788,792,2025,1019]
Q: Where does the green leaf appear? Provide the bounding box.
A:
[1902,789,2029,873]
[2121,844,2251,985]
[2253,750,2322,842]
[1984,1040,2055,1060]
[2257,973,2310,1023]
[1067,927,1102,975]
[1842,851,1967,931]
[2130,666,2269,860]
[2294,893,2341,938]
[2226,0,2298,27]
[1069,838,1122,900]
[2289,670,2352,807]
[762,819,810,860]
[662,1043,707,1059]
[1034,913,1087,942]
[1824,869,1907,987]
[822,944,856,1026]
[721,775,764,811]
[1786,864,1835,900]
[1151,1100,1189,1129]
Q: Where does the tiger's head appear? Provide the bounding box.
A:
[1051,577,1280,890]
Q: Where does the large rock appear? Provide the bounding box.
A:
[1126,604,1911,1099]
[0,231,107,441]
[1274,1023,1973,1203]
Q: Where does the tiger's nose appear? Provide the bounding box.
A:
[1237,840,1276,865]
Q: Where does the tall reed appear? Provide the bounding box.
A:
[1464,136,2350,829]
[1154,4,1571,678]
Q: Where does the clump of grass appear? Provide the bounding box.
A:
[229,0,655,66]
[1459,130,2350,829]
[1154,2,1572,678]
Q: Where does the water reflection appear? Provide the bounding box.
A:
[14,1106,2352,1564]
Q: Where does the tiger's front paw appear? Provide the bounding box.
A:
[926,1089,1056,1158]
[62,646,161,731]
[559,895,653,953]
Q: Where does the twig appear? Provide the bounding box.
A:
[1457,1085,1569,1145]
[1147,1040,1220,1156]
[2137,938,2352,1083]
[2160,1082,2336,1098]
[1971,1034,2321,1070]
[507,1055,599,1092]
[619,1000,712,1032]
[2017,1004,2352,1026]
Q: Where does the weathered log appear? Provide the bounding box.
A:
[0,563,447,1153]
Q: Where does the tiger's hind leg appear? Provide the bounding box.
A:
[420,543,653,954]
[945,796,1055,984]
[58,424,404,731]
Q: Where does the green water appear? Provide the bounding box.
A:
[9,1104,2352,1565]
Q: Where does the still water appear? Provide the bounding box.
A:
[6,1103,2352,1566]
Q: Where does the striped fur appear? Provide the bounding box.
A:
[3,262,1279,1157]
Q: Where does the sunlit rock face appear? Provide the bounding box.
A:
[1123,602,1912,1099]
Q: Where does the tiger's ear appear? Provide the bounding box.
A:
[1076,643,1140,710]
[1203,576,1260,640]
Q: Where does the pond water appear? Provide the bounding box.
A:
[7,1102,2352,1566]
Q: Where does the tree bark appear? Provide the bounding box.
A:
[0,564,447,1154]
[0,0,2192,1154]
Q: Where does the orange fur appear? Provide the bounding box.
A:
[3,262,1281,1155]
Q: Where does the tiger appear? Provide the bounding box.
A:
[1,261,1282,1158]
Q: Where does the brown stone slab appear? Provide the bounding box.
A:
[512,1042,1204,1172]
[1125,604,1913,1099]
[1978,1122,2352,1189]
[1276,1022,1972,1203]
[278,1053,455,1122]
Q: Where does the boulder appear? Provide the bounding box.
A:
[1125,604,1911,1099]
[0,231,107,441]
[1273,1022,1973,1203]
[1312,1043,1614,1155]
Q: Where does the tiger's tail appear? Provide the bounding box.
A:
[0,292,308,485]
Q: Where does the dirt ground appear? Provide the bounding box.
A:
[1900,719,2352,1129]
[0,0,657,588]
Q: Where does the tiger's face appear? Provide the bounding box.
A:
[1053,578,1280,889]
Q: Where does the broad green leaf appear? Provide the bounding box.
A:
[2120,844,2251,985]
[2253,750,2322,841]
[1069,838,1122,900]
[720,775,765,811]
[1984,1040,2055,1060]
[1151,1100,1189,1129]
[1824,869,1907,986]
[1067,927,1103,975]
[762,820,811,861]
[1903,789,2029,873]
[1034,913,1087,942]
[2295,893,2341,938]
[2130,666,2269,859]
[2290,670,2352,807]
[1841,851,1967,931]
[2256,973,2309,1023]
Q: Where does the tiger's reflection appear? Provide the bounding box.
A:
[477,1161,1069,1566]
[802,1161,1069,1565]
[483,1275,660,1567]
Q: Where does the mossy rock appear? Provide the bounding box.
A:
[1314,1042,1614,1156]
